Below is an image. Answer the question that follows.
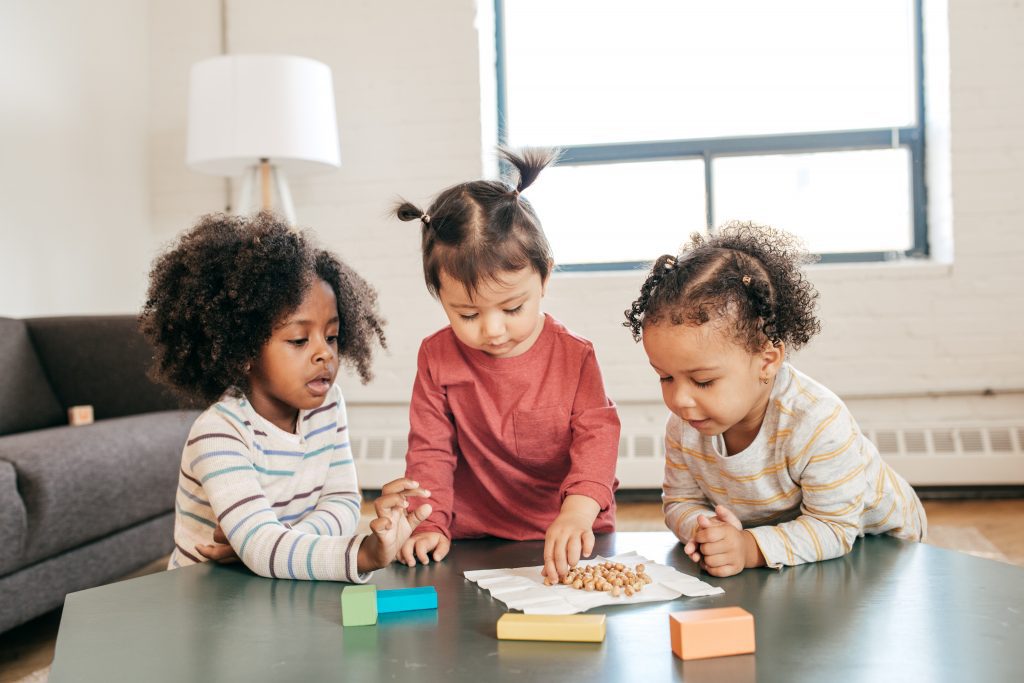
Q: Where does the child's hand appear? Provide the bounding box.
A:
[195,524,239,564]
[542,511,596,582]
[359,478,432,571]
[542,495,600,582]
[692,504,758,577]
[399,532,451,567]
[683,505,741,564]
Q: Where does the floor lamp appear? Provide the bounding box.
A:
[186,54,341,224]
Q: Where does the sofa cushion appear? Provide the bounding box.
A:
[0,460,28,575]
[0,410,199,565]
[0,318,66,435]
[25,315,195,420]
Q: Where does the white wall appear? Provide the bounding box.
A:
[148,0,481,405]
[0,0,151,317]
[3,1,1022,458]
[146,0,1024,401]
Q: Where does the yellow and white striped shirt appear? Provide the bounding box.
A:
[663,363,926,568]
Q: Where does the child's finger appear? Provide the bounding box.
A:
[553,535,570,579]
[368,516,392,536]
[698,539,733,558]
[400,538,418,567]
[432,536,451,562]
[406,503,433,529]
[380,478,423,495]
[705,563,741,578]
[373,492,405,517]
[683,539,697,556]
[566,534,583,570]
[195,544,237,563]
[714,504,743,530]
[694,524,725,545]
[542,539,559,582]
[414,537,435,565]
[581,529,595,559]
[212,525,228,544]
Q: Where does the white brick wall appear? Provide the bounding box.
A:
[141,0,1024,405]
[3,0,1022,483]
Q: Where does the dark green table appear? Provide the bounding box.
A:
[50,533,1023,682]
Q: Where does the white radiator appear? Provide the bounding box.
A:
[347,420,1024,489]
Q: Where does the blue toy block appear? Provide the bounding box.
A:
[376,586,438,614]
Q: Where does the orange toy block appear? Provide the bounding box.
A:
[68,405,94,426]
[669,607,755,660]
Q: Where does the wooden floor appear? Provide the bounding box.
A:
[2,498,1023,683]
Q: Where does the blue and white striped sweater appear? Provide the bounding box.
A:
[169,384,369,582]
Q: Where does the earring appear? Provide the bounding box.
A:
[760,376,770,384]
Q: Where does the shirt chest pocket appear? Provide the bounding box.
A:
[513,407,571,463]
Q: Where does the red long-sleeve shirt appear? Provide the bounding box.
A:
[405,314,619,540]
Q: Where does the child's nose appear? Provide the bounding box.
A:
[482,313,505,339]
[670,386,697,411]
[312,337,334,362]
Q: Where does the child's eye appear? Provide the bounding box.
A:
[504,304,524,315]
[326,335,339,345]
[658,375,672,383]
[288,338,308,346]
[459,313,478,321]
[693,379,714,389]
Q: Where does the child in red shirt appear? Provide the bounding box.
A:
[394,148,620,581]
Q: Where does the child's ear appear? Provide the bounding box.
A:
[760,341,785,380]
[540,260,554,296]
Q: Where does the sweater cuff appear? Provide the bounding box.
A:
[345,533,375,583]
[561,481,613,510]
[746,527,785,570]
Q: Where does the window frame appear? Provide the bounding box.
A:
[494,0,928,270]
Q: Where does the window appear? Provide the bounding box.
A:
[496,0,927,268]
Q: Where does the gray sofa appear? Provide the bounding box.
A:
[0,315,199,633]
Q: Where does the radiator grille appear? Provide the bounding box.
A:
[347,422,1024,488]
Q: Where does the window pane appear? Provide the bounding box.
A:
[504,0,916,146]
[528,160,706,265]
[712,149,913,254]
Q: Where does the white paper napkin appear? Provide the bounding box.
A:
[464,551,723,615]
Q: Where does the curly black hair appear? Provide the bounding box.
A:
[394,147,559,296]
[624,221,821,353]
[139,212,386,404]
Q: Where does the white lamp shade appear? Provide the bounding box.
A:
[186,54,341,176]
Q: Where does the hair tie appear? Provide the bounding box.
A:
[511,189,520,198]
[421,213,431,224]
[742,275,752,285]
[663,255,677,271]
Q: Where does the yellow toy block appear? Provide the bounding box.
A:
[496,613,606,643]
[669,607,755,660]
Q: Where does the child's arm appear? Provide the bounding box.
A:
[184,411,381,581]
[400,344,458,565]
[710,411,867,572]
[543,347,619,580]
[663,424,718,556]
[289,397,363,537]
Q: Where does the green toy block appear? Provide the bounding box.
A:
[341,585,378,626]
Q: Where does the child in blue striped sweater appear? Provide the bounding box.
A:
[141,212,430,582]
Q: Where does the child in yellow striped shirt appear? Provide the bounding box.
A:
[624,222,926,576]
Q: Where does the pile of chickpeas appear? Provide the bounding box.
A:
[543,561,653,598]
